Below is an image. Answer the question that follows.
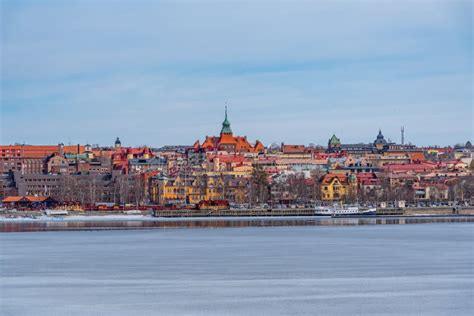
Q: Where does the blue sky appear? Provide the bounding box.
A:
[1,0,472,147]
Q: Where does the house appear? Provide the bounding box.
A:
[413,183,449,201]
[2,195,57,209]
[320,173,357,201]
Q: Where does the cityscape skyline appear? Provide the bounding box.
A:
[1,113,472,148]
[1,0,473,146]
[1,106,472,148]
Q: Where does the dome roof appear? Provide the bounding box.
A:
[374,130,387,145]
[115,137,121,145]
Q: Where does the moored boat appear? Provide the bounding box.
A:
[315,205,376,217]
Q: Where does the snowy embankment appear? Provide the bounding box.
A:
[0,214,156,222]
[0,213,326,222]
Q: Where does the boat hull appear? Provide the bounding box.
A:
[331,210,377,217]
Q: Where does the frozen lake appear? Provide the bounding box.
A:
[1,224,473,315]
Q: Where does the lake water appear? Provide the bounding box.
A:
[1,223,473,315]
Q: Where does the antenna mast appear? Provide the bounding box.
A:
[401,126,405,145]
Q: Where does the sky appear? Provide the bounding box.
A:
[1,0,472,147]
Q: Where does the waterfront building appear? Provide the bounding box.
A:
[149,173,248,205]
[1,195,57,208]
[320,173,357,201]
[413,183,449,201]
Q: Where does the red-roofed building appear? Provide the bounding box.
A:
[207,154,251,172]
[194,108,264,154]
[111,138,155,174]
[282,144,306,154]
[413,183,449,201]
[2,195,57,208]
[382,162,437,173]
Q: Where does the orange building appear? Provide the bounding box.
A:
[0,144,84,159]
[193,108,264,153]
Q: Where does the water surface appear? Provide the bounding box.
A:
[1,224,473,315]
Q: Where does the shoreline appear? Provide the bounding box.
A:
[1,213,474,223]
[1,214,473,233]
[1,206,473,222]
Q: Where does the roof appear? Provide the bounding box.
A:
[2,196,54,203]
[383,163,437,173]
[321,173,348,185]
[329,134,341,146]
[413,183,449,190]
[282,145,306,154]
[209,154,247,164]
[129,157,166,165]
[220,107,233,134]
[0,145,85,158]
[2,196,25,202]
[374,130,387,145]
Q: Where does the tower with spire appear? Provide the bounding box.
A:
[220,106,233,135]
[193,105,264,154]
[115,137,121,150]
[374,129,388,152]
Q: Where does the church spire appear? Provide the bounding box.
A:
[221,105,232,135]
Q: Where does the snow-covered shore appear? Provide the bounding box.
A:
[0,214,156,222]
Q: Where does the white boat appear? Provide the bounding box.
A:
[45,210,69,216]
[123,210,142,215]
[315,206,376,217]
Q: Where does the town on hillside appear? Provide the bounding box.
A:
[1,110,473,211]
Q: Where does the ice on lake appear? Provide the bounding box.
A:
[1,224,473,315]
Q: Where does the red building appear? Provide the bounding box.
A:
[193,108,264,154]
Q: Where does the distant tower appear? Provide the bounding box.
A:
[115,137,122,149]
[401,126,405,145]
[220,105,232,135]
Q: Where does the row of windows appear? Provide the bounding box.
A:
[23,178,60,182]
[26,185,60,189]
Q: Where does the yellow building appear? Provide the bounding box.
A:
[320,173,357,201]
[150,174,236,205]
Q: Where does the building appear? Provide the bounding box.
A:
[280,144,312,159]
[0,144,86,175]
[320,173,357,201]
[413,183,449,201]
[129,157,167,174]
[111,138,155,174]
[15,173,63,198]
[327,130,414,155]
[2,196,57,209]
[193,108,264,154]
[149,173,248,205]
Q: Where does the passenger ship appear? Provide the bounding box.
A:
[315,205,377,217]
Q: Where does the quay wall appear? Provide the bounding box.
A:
[2,207,474,218]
